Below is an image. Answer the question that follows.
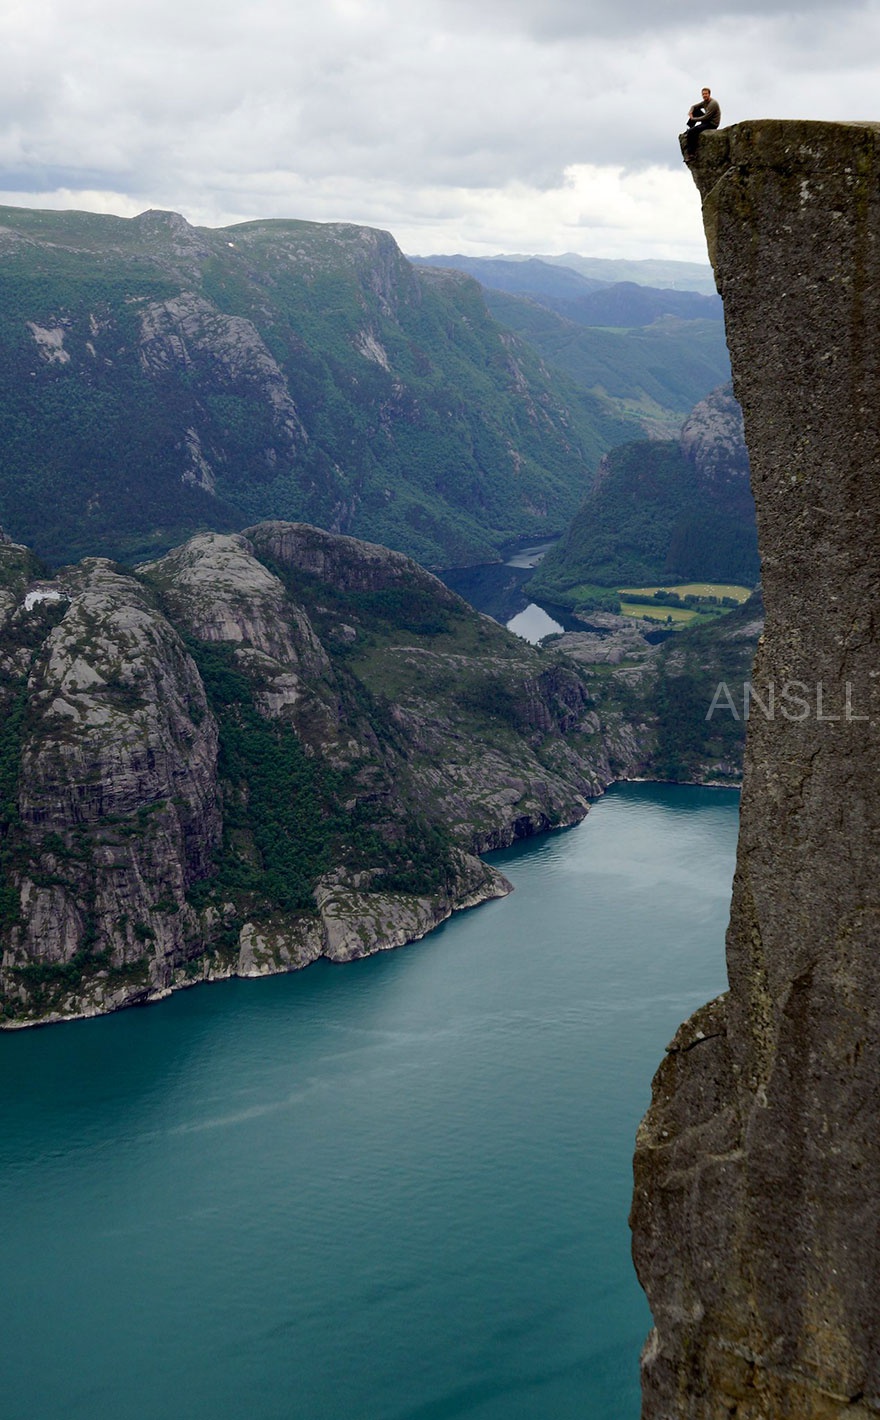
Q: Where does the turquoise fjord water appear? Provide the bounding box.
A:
[0,783,738,1420]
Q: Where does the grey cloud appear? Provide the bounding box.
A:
[0,165,136,195]
[436,0,865,40]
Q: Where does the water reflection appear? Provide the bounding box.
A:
[505,603,564,643]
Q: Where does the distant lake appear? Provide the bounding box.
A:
[502,540,556,571]
[440,540,581,642]
[0,783,737,1420]
[505,602,565,643]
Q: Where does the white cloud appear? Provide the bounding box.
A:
[0,0,878,258]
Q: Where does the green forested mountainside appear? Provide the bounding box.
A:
[529,384,758,604]
[531,440,757,594]
[484,290,730,437]
[0,205,654,571]
[549,281,720,329]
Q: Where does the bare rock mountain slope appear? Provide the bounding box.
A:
[0,521,648,1027]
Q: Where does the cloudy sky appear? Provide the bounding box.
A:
[0,0,875,261]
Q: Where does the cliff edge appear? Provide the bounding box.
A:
[632,121,880,1418]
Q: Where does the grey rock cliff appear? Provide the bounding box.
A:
[632,121,880,1418]
[1,558,222,1016]
[679,382,749,492]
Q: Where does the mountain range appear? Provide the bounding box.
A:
[412,251,719,296]
[0,205,729,569]
[409,252,723,326]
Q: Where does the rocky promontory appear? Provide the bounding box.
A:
[632,121,880,1418]
[0,521,649,1027]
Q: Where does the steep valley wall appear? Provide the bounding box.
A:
[632,121,880,1418]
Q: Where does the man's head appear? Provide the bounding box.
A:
[701,88,711,100]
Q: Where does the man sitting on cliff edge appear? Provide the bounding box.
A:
[680,87,721,162]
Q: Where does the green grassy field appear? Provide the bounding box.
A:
[619,582,752,601]
[617,581,754,628]
[619,602,701,625]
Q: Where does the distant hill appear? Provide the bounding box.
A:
[551,281,722,328]
[410,254,722,326]
[408,254,608,298]
[417,251,717,295]
[544,252,718,295]
[529,383,758,603]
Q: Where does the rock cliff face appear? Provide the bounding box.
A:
[679,382,749,493]
[632,122,880,1418]
[0,520,649,1027]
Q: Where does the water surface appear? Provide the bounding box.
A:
[504,603,565,643]
[0,783,737,1420]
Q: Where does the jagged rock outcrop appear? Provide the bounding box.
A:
[243,521,643,846]
[0,521,650,1027]
[138,292,308,454]
[0,556,222,1017]
[679,382,749,491]
[141,531,343,745]
[632,121,880,1418]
